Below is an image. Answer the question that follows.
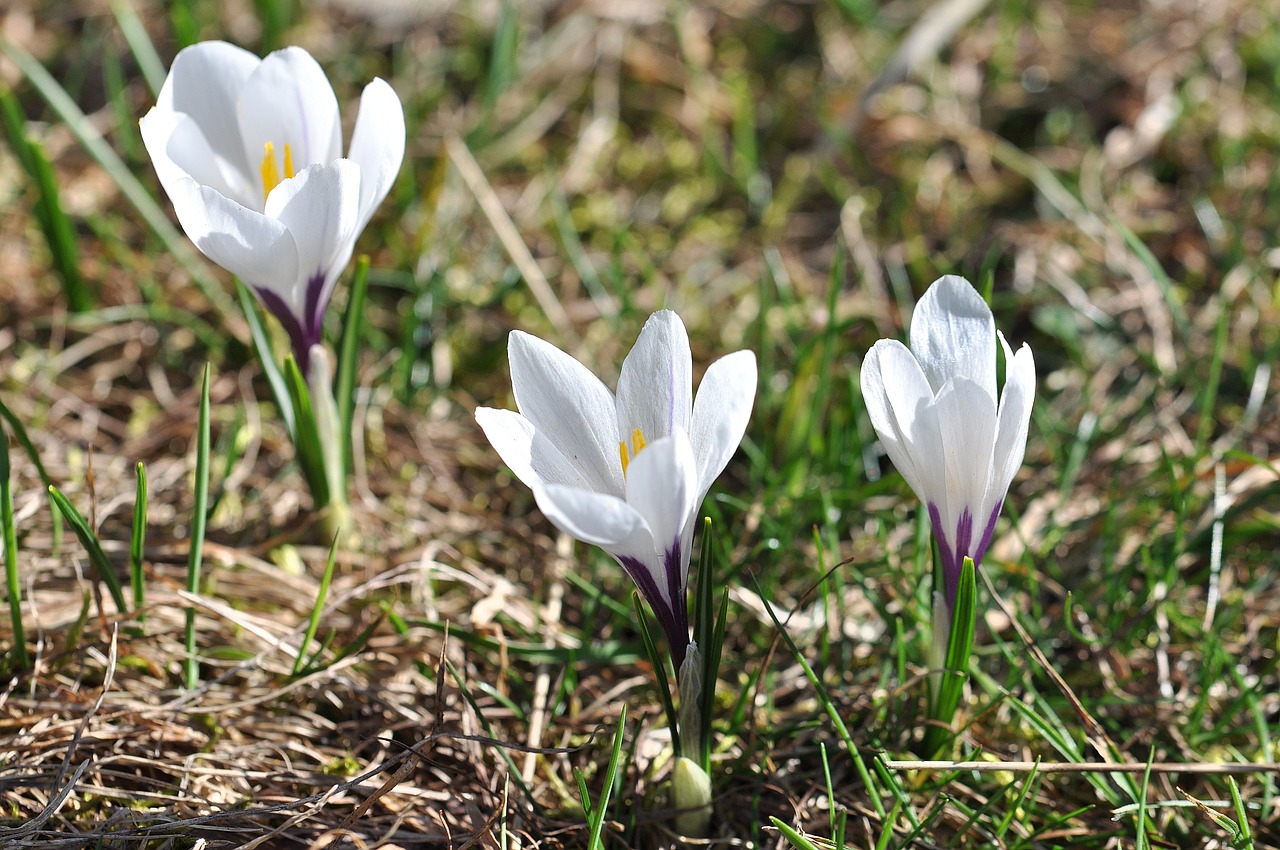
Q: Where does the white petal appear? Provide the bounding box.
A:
[986,336,1035,518]
[475,407,542,489]
[931,376,998,545]
[237,46,342,186]
[508,332,621,496]
[164,175,299,294]
[688,348,756,500]
[616,310,692,445]
[860,340,946,506]
[476,407,611,492]
[263,161,363,321]
[156,41,258,191]
[347,77,405,230]
[625,432,699,570]
[140,108,248,206]
[536,482,651,554]
[910,275,996,400]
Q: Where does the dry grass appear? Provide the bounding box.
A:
[1,0,1280,847]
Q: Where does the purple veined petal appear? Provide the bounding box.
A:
[263,160,363,343]
[860,339,947,509]
[910,275,997,401]
[930,375,998,543]
[619,550,688,669]
[928,502,977,610]
[237,46,343,197]
[347,77,406,231]
[508,332,621,496]
[253,286,308,368]
[156,41,258,192]
[616,310,693,446]
[624,431,699,586]
[623,432,698,663]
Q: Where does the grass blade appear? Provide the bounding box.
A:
[283,354,330,508]
[0,35,237,326]
[130,462,147,616]
[109,0,166,96]
[184,364,212,690]
[0,88,91,312]
[47,485,127,614]
[634,592,680,757]
[0,422,27,670]
[291,537,339,678]
[586,705,627,850]
[236,279,296,437]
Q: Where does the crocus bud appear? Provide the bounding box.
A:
[672,756,713,837]
[307,344,350,535]
[928,590,949,704]
[677,641,702,761]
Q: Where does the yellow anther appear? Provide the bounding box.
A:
[618,428,647,477]
[259,141,296,202]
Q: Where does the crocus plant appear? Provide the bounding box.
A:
[860,275,1034,751]
[476,311,756,835]
[141,41,405,519]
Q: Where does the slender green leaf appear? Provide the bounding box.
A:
[0,423,27,669]
[236,279,296,437]
[926,556,977,758]
[0,89,90,312]
[47,486,127,613]
[0,35,236,325]
[109,0,166,95]
[634,592,679,757]
[283,354,330,507]
[184,363,212,690]
[130,462,147,616]
[586,706,627,850]
[291,537,340,677]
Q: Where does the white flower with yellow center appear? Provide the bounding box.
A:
[140,41,405,372]
[476,311,757,667]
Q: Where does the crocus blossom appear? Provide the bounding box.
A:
[860,275,1035,609]
[475,312,757,667]
[140,41,405,372]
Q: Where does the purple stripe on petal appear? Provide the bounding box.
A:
[254,287,311,372]
[974,499,1003,569]
[663,539,689,665]
[303,269,328,349]
[620,553,688,670]
[928,502,961,611]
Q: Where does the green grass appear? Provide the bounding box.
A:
[0,0,1278,846]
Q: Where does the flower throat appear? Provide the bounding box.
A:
[259,141,295,202]
[618,428,647,477]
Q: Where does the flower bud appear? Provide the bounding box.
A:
[672,756,712,837]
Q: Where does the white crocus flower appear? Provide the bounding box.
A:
[140,41,405,373]
[476,311,757,668]
[861,275,1035,611]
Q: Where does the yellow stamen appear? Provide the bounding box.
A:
[259,141,296,202]
[618,428,647,477]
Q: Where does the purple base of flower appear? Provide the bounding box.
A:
[928,501,1002,610]
[254,270,328,373]
[620,540,689,669]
